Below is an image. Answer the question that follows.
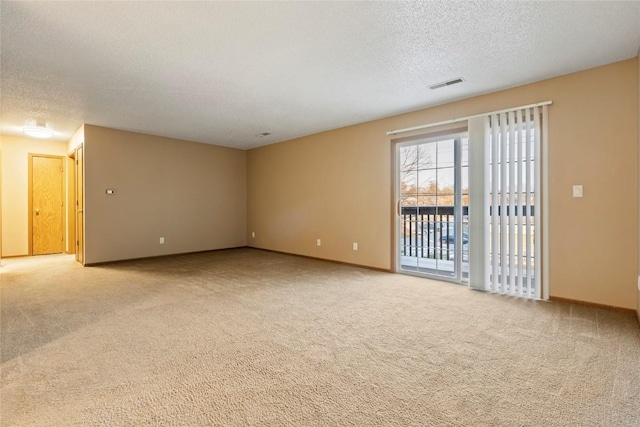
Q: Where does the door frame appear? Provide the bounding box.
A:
[67,150,76,255]
[392,131,468,283]
[28,153,66,256]
[75,144,85,265]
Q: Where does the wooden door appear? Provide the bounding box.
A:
[30,155,64,255]
[76,145,84,264]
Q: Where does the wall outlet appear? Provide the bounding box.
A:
[251,232,255,238]
[159,237,165,244]
[352,242,358,251]
[317,239,321,246]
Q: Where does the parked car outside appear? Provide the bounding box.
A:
[440,229,469,244]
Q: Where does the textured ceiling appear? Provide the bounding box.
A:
[1,1,639,149]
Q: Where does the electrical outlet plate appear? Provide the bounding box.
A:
[352,242,358,251]
[317,239,321,246]
[160,237,165,244]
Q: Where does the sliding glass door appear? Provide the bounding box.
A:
[397,134,468,282]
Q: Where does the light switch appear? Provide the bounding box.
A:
[572,185,583,198]
[106,189,116,195]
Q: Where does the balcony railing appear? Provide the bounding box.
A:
[401,205,535,261]
[401,205,468,260]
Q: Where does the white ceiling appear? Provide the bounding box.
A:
[1,1,639,149]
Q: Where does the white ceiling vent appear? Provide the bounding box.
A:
[429,78,465,90]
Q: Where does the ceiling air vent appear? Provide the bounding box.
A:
[429,77,464,90]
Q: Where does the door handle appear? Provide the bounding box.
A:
[35,209,40,216]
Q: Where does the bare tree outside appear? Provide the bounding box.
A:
[400,143,467,207]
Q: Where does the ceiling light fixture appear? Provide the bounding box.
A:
[23,124,54,139]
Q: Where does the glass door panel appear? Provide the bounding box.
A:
[397,135,468,282]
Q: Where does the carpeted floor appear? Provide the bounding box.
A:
[1,248,639,426]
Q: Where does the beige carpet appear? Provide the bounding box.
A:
[1,248,639,426]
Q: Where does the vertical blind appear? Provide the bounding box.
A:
[485,106,545,298]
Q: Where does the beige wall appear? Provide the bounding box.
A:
[83,125,247,264]
[68,125,84,152]
[637,54,640,319]
[1,135,69,256]
[0,137,2,262]
[248,58,639,310]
